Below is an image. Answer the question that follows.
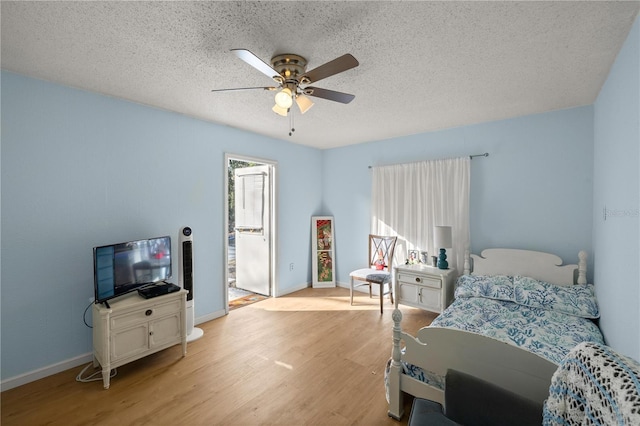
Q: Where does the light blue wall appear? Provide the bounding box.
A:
[323,107,594,287]
[1,71,323,381]
[2,14,638,383]
[593,16,640,360]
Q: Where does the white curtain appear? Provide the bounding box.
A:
[371,157,470,272]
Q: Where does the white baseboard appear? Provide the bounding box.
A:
[2,309,223,392]
[337,281,350,289]
[194,309,226,325]
[277,282,311,297]
[1,352,93,392]
[193,282,311,326]
[2,283,340,391]
[3,308,227,392]
[337,281,390,296]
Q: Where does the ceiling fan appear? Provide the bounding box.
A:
[212,49,359,117]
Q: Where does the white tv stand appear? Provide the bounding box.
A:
[92,289,188,389]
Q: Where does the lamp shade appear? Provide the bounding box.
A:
[434,226,452,249]
[272,104,288,116]
[295,93,314,114]
[274,87,293,108]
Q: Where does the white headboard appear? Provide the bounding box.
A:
[463,249,588,286]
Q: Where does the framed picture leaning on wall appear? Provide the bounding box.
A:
[312,216,336,288]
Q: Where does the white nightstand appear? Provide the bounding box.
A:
[394,264,457,314]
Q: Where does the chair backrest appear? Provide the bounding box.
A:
[368,234,397,271]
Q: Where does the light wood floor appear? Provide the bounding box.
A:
[1,287,437,425]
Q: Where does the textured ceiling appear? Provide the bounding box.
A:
[2,1,638,149]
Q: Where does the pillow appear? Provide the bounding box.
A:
[455,274,599,319]
[455,274,514,300]
[512,276,599,319]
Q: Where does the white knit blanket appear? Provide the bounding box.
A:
[543,341,640,425]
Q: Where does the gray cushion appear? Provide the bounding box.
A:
[444,369,543,426]
[350,268,391,284]
[408,398,459,426]
[365,273,390,284]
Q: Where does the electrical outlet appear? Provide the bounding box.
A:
[289,263,294,271]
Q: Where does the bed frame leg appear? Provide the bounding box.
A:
[463,248,471,275]
[388,307,404,420]
[578,251,588,284]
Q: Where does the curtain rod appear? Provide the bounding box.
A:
[470,152,489,159]
[368,152,489,169]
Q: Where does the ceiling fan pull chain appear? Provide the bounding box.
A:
[289,107,295,136]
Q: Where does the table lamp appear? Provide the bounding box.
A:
[434,226,452,269]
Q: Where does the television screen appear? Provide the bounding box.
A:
[93,236,172,304]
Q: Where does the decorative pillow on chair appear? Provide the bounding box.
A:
[365,273,391,284]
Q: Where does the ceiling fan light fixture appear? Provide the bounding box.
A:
[222,49,359,121]
[295,93,314,114]
[274,87,293,108]
[272,104,288,116]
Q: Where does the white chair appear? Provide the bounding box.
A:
[349,234,397,314]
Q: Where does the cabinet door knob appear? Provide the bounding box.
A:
[415,277,421,283]
[145,309,153,316]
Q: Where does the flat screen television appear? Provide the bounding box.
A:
[93,236,172,304]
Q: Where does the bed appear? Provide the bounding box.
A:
[386,248,605,420]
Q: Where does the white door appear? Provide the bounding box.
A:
[234,165,271,296]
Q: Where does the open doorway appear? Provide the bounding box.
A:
[224,154,277,312]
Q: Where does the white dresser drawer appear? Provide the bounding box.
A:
[397,272,442,289]
[110,299,182,330]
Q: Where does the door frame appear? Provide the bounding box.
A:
[224,153,278,314]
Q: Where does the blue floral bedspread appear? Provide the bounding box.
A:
[396,274,605,389]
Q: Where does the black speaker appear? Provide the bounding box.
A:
[182,240,193,301]
[179,226,194,301]
[179,226,203,341]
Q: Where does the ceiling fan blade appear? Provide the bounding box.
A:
[231,49,281,81]
[301,54,359,84]
[211,86,277,92]
[304,87,355,104]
